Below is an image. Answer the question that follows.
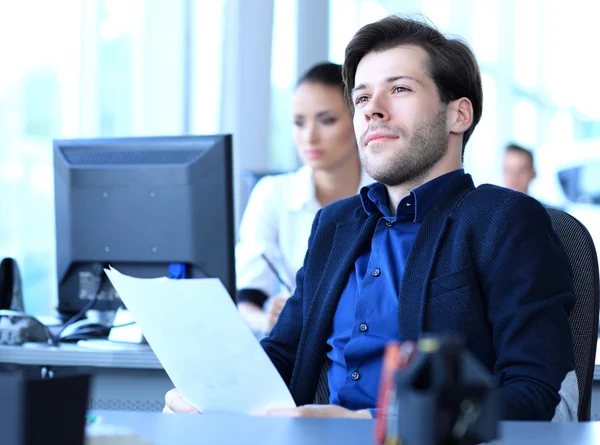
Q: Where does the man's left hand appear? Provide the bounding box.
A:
[262,404,372,419]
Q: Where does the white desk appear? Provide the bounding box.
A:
[94,411,600,445]
[0,343,172,412]
[2,340,600,415]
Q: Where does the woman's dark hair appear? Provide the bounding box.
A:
[296,62,344,92]
[342,15,483,152]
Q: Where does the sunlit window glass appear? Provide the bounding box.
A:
[513,0,541,90]
[471,0,500,64]
[269,0,298,169]
[329,0,359,64]
[513,99,539,147]
[464,72,497,185]
[421,0,451,31]
[549,111,574,146]
[0,1,83,315]
[192,0,225,133]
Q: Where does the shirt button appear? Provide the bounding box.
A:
[386,221,393,227]
[371,268,381,277]
[359,323,368,332]
[351,371,360,381]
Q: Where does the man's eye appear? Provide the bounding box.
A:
[393,86,409,93]
[354,96,369,105]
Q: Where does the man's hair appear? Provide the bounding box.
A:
[342,15,483,152]
[296,62,344,92]
[505,143,535,169]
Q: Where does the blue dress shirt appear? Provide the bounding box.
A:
[326,169,466,411]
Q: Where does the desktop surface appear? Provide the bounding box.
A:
[96,411,600,445]
[0,341,161,369]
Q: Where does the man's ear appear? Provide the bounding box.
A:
[447,98,473,136]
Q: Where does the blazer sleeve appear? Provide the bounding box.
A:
[478,193,576,420]
[235,176,283,307]
[260,209,322,386]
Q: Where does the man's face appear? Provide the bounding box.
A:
[351,45,449,187]
[502,151,536,194]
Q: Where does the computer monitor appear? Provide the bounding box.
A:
[53,134,235,316]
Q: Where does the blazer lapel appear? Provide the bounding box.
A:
[398,174,476,340]
[306,209,379,339]
[397,210,448,340]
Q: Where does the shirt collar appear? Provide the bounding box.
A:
[288,165,315,211]
[360,169,466,222]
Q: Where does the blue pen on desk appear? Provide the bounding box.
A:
[260,253,293,293]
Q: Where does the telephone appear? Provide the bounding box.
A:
[0,258,53,345]
[0,257,24,312]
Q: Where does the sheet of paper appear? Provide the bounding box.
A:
[104,267,295,414]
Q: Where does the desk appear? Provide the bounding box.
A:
[0,343,172,412]
[1,340,599,416]
[95,411,600,445]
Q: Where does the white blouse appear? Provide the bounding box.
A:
[235,165,373,300]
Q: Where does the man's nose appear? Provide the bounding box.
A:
[363,95,388,122]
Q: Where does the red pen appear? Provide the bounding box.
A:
[374,341,417,445]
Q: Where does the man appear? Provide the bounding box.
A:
[165,16,577,421]
[502,143,537,194]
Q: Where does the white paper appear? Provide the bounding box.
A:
[104,267,295,414]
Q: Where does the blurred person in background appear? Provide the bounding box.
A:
[502,143,536,194]
[236,62,372,333]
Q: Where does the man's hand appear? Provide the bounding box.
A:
[163,388,200,414]
[263,404,372,419]
[266,291,291,332]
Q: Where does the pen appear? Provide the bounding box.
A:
[87,414,102,424]
[260,253,293,293]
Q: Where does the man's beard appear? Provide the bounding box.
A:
[359,109,449,187]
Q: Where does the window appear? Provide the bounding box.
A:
[465,72,498,186]
[0,1,84,316]
[513,99,539,148]
[420,0,451,30]
[0,0,223,315]
[329,0,390,64]
[513,0,541,90]
[471,0,500,65]
[191,0,226,133]
[268,0,297,170]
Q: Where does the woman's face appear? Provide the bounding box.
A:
[292,82,357,171]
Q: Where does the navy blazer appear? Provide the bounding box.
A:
[261,174,575,421]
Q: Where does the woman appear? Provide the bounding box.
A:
[236,62,372,333]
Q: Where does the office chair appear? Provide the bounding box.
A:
[547,208,600,421]
[240,169,289,214]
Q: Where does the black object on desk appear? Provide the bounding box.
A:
[0,367,90,445]
[0,257,24,312]
[384,336,499,445]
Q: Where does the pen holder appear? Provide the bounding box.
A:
[0,366,90,445]
[376,336,499,445]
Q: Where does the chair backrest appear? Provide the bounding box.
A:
[239,170,289,214]
[547,208,600,421]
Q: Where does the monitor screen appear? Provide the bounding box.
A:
[558,161,600,204]
[53,134,235,316]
